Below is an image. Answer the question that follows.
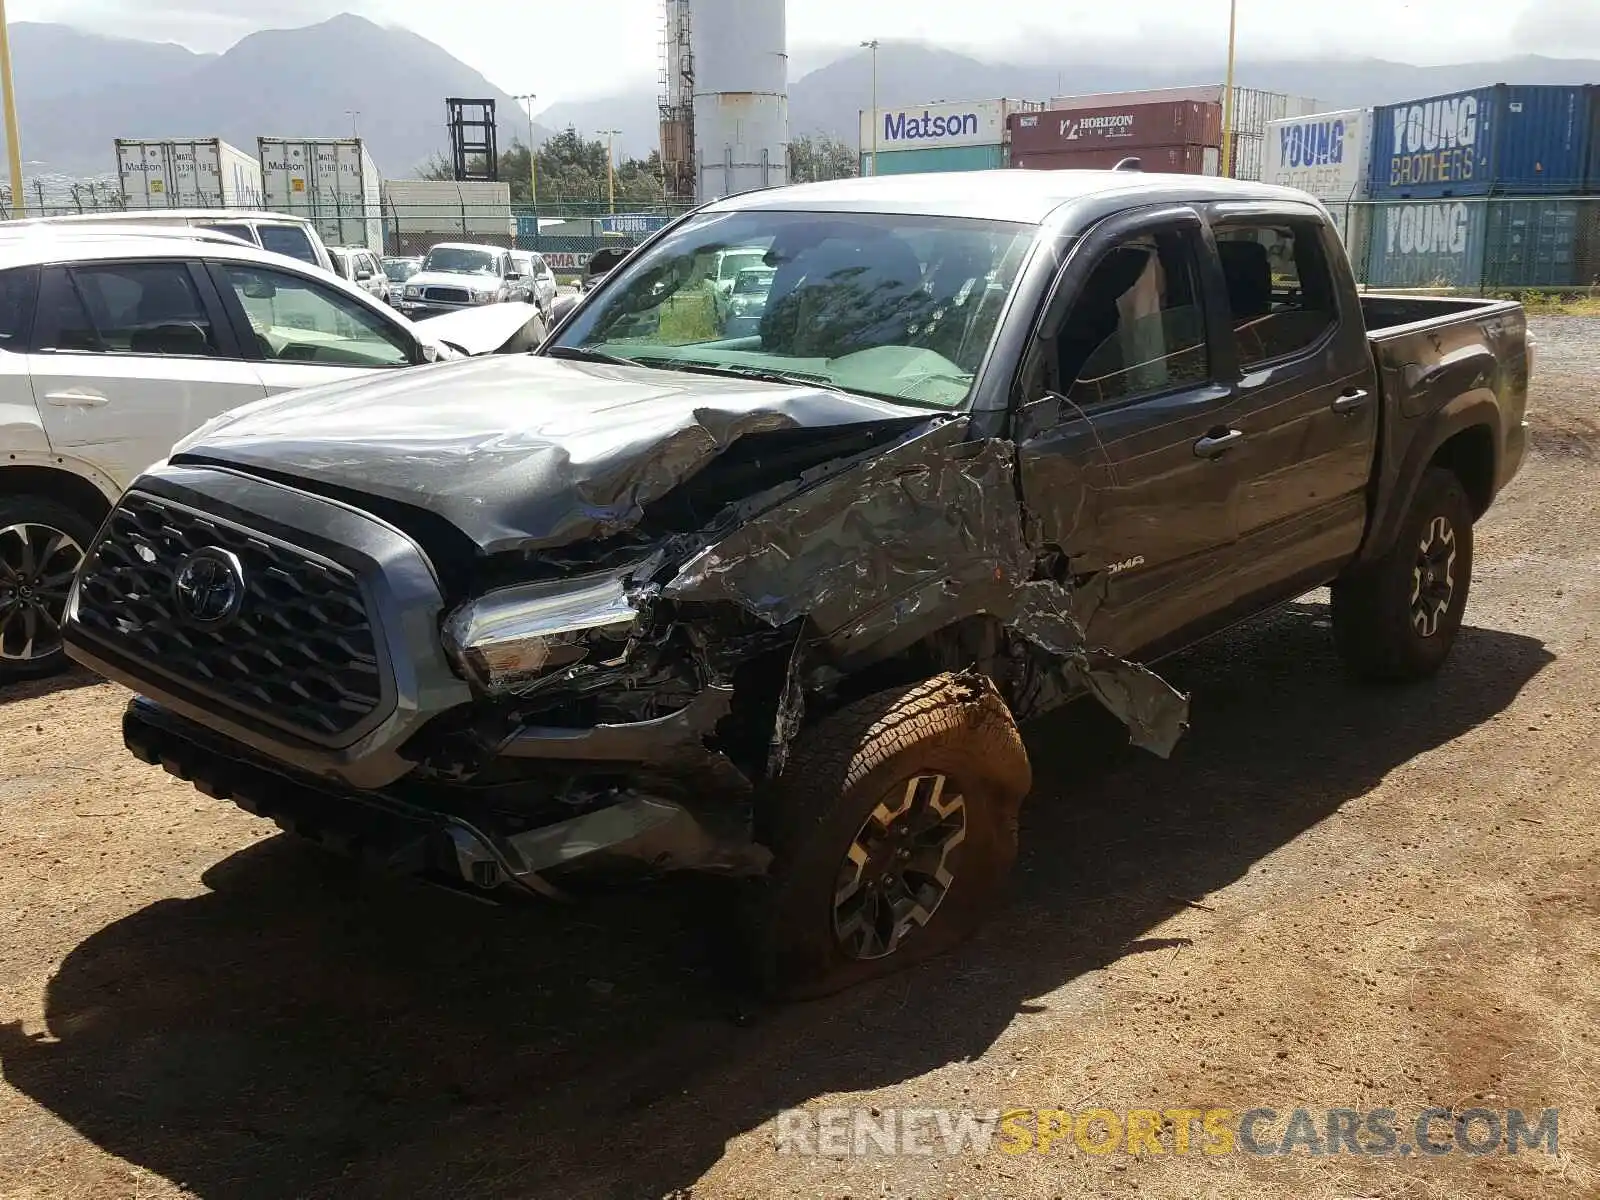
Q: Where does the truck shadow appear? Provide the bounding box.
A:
[0,667,100,705]
[0,602,1553,1199]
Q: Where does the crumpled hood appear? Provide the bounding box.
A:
[170,355,934,555]
[415,304,546,355]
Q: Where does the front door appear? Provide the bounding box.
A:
[1014,208,1251,659]
[205,261,420,394]
[28,260,265,490]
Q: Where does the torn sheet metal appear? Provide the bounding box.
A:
[666,423,1191,761]
[169,354,927,555]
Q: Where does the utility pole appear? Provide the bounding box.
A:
[0,0,25,218]
[512,92,539,209]
[347,110,361,139]
[599,129,621,214]
[1220,0,1238,178]
[860,39,880,176]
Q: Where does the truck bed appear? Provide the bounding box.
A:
[1359,293,1520,337]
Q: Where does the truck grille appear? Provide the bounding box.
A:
[74,492,383,741]
[423,286,469,303]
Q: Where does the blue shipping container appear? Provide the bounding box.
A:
[1484,198,1600,288]
[1587,84,1600,192]
[861,143,1008,176]
[1369,84,1592,199]
[1366,199,1488,288]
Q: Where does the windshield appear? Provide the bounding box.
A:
[423,247,498,275]
[383,258,420,281]
[553,210,1036,410]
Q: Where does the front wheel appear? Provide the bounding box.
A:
[1331,466,1475,682]
[0,496,96,684]
[750,673,1032,1000]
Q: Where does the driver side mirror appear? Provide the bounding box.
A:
[356,268,373,281]
[240,275,277,300]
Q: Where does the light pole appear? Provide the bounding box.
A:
[860,39,879,176]
[0,0,25,217]
[512,92,539,208]
[598,129,621,214]
[1220,0,1238,178]
[346,110,361,139]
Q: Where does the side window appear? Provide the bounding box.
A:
[221,265,413,368]
[48,262,218,357]
[1056,228,1210,408]
[1213,222,1338,370]
[0,267,38,350]
[256,224,319,267]
[201,223,260,247]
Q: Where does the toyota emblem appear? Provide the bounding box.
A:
[173,548,246,625]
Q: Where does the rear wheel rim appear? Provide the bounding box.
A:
[832,773,967,962]
[1410,515,1458,639]
[0,522,84,665]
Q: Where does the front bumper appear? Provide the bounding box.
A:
[124,699,770,892]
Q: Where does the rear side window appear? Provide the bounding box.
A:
[1057,228,1211,408]
[1213,222,1338,370]
[0,267,38,349]
[201,223,259,247]
[257,224,319,266]
[48,263,217,357]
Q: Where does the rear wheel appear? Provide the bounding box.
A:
[1332,467,1475,682]
[751,673,1032,999]
[0,496,96,684]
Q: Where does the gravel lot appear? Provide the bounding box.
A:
[1,316,1597,1200]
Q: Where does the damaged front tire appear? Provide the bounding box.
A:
[751,672,1032,1000]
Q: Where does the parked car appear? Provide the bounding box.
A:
[580,245,630,293]
[510,250,557,316]
[328,246,390,303]
[9,210,335,273]
[395,243,521,318]
[381,256,422,305]
[0,229,547,681]
[63,171,1529,999]
[724,265,775,337]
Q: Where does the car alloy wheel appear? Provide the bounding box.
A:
[0,522,84,665]
[1410,515,1458,638]
[832,773,967,961]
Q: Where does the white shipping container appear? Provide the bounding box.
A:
[859,98,1043,154]
[116,138,264,209]
[1264,108,1372,205]
[259,137,384,251]
[381,180,514,238]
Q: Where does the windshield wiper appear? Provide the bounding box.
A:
[629,357,838,390]
[546,345,638,367]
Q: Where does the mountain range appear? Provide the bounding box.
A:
[14,15,1600,180]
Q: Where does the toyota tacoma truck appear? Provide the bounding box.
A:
[62,170,1530,997]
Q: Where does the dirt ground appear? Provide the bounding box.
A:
[1,316,1597,1200]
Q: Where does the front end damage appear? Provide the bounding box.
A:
[69,368,1190,900]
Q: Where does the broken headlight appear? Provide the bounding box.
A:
[442,572,642,694]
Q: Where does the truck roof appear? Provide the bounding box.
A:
[706,169,1318,225]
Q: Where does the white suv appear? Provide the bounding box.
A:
[0,229,458,682]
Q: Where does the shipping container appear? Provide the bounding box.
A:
[1050,86,1321,139]
[382,180,514,240]
[858,98,1042,169]
[1484,198,1600,288]
[1365,199,1488,288]
[1265,108,1372,205]
[115,138,264,209]
[1588,83,1600,192]
[1011,144,1220,175]
[860,143,1009,176]
[1009,101,1222,156]
[259,137,384,251]
[1369,84,1592,199]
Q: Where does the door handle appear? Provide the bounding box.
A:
[1332,388,1371,414]
[44,389,109,407]
[1194,429,1245,459]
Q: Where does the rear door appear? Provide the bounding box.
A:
[26,258,264,489]
[1013,206,1252,658]
[206,259,421,394]
[1206,207,1379,601]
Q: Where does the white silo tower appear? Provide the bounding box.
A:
[688,0,790,202]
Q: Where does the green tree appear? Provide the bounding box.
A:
[790,134,859,184]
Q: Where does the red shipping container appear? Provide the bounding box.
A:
[1010,144,1221,175]
[1009,101,1223,155]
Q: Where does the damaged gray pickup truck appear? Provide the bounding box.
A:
[63,171,1529,996]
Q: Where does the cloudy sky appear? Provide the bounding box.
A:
[21,0,1600,108]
